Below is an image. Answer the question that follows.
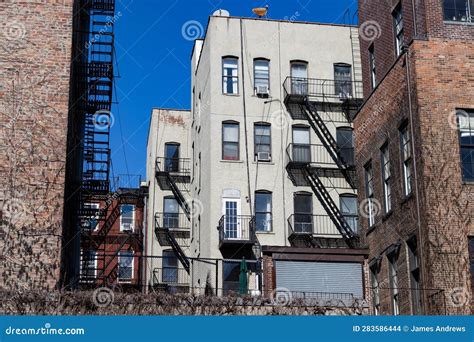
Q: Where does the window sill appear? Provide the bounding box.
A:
[462,180,474,186]
[444,20,474,26]
[252,161,275,165]
[220,159,244,164]
[222,93,240,97]
[400,193,414,205]
[382,210,393,222]
[256,231,274,235]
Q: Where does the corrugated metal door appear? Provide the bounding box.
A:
[275,261,363,298]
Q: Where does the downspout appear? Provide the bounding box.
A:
[405,49,427,312]
[411,0,418,37]
[239,19,253,215]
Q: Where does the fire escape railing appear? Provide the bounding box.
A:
[218,215,256,248]
[154,157,191,273]
[284,77,363,247]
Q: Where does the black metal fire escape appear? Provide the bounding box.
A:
[284,77,363,248]
[74,0,117,284]
[155,158,191,273]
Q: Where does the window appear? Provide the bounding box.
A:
[408,237,422,315]
[163,197,179,228]
[458,110,474,181]
[293,192,313,233]
[162,250,178,283]
[443,0,473,22]
[80,250,97,281]
[255,191,272,232]
[164,142,180,172]
[254,59,270,94]
[369,45,376,90]
[82,203,99,231]
[400,124,412,196]
[340,194,358,233]
[369,263,381,315]
[334,63,352,98]
[118,251,134,282]
[222,122,239,160]
[364,162,376,227]
[336,127,354,166]
[222,57,239,94]
[254,123,271,161]
[381,144,392,213]
[120,204,135,232]
[290,61,308,95]
[392,3,404,56]
[292,126,311,163]
[388,252,400,315]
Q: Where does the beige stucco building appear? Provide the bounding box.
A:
[146,15,370,304]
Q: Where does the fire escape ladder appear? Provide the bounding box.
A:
[164,227,190,273]
[301,100,356,189]
[167,175,191,221]
[302,165,357,244]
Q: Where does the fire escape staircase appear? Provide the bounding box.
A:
[155,158,191,273]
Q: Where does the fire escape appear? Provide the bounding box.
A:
[72,0,127,286]
[155,158,191,273]
[283,76,363,249]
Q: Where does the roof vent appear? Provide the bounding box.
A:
[213,9,230,17]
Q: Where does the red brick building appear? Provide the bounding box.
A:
[356,0,474,315]
[79,188,145,289]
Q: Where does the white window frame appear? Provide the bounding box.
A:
[369,45,376,90]
[84,202,100,231]
[254,58,270,94]
[365,163,375,227]
[400,125,412,197]
[120,204,135,232]
[118,251,134,283]
[392,3,404,56]
[381,145,392,213]
[80,249,97,282]
[222,57,239,95]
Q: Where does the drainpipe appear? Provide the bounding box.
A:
[405,49,427,312]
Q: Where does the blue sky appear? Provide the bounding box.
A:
[111,0,359,181]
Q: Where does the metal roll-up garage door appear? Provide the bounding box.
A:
[275,261,363,298]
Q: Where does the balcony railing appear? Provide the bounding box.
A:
[155,212,190,231]
[156,157,191,176]
[283,77,363,101]
[152,267,189,286]
[286,143,355,169]
[218,215,256,247]
[288,214,358,238]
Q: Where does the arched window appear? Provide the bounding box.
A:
[336,127,354,166]
[334,63,352,97]
[164,142,180,172]
[254,122,271,161]
[222,121,240,160]
[254,58,270,96]
[340,193,358,234]
[293,192,313,233]
[255,190,272,232]
[222,56,239,94]
[290,60,308,95]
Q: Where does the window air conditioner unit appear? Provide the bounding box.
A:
[256,85,269,96]
[122,223,134,232]
[257,152,271,162]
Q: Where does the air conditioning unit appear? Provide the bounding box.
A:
[121,223,134,232]
[257,152,271,162]
[256,85,269,96]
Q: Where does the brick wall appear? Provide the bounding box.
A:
[0,0,74,290]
